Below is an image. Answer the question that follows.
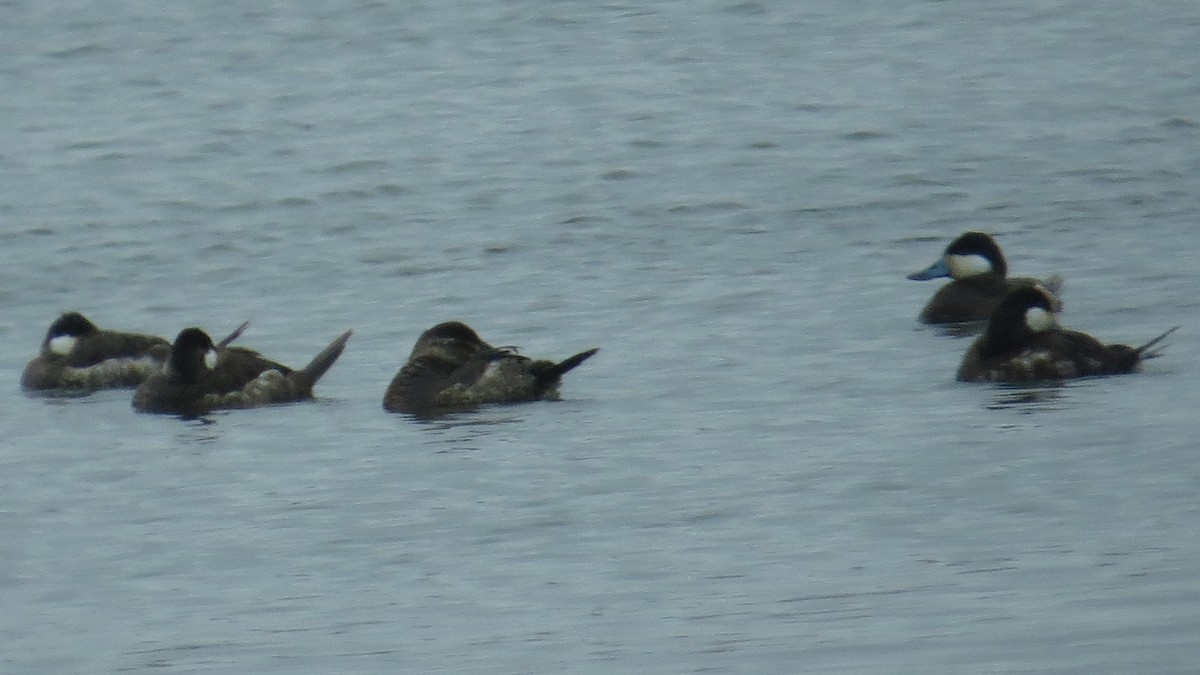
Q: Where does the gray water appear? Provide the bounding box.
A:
[4,1,1200,673]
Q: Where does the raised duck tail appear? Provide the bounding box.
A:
[217,321,250,348]
[1135,325,1180,359]
[542,348,599,383]
[298,330,353,386]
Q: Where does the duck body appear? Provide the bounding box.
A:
[133,327,351,416]
[909,231,1060,324]
[956,286,1177,383]
[22,312,170,392]
[383,321,598,416]
[916,274,1049,325]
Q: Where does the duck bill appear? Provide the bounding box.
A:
[907,258,950,281]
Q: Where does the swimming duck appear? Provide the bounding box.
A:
[956,285,1178,383]
[22,312,251,393]
[383,321,599,416]
[22,312,240,392]
[133,326,351,415]
[21,312,168,391]
[908,231,1061,324]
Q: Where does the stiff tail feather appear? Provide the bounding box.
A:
[1135,326,1180,359]
[299,330,353,385]
[545,348,599,381]
[217,321,250,348]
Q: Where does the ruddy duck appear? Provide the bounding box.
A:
[956,286,1178,383]
[22,312,250,393]
[22,312,171,392]
[383,321,599,416]
[908,231,1061,324]
[133,326,351,415]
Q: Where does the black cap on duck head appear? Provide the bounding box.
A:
[946,231,1007,279]
[48,312,100,338]
[168,327,217,382]
[982,286,1057,357]
[908,231,1007,282]
[420,321,486,345]
[409,321,495,364]
[44,312,100,356]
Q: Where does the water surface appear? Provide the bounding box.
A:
[3,1,1200,673]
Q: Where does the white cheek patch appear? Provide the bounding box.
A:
[1025,307,1055,333]
[946,253,992,279]
[204,349,219,370]
[48,335,78,356]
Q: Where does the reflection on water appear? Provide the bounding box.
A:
[411,411,528,453]
[985,383,1068,412]
[414,414,526,430]
[23,389,93,402]
[158,415,226,447]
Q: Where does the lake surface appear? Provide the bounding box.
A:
[4,1,1200,673]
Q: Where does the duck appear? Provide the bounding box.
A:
[956,285,1178,383]
[133,326,351,416]
[21,312,247,392]
[908,231,1062,324]
[383,321,599,416]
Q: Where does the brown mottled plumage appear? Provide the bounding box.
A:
[22,312,171,392]
[22,312,252,393]
[133,326,352,416]
[956,286,1177,383]
[383,321,598,416]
